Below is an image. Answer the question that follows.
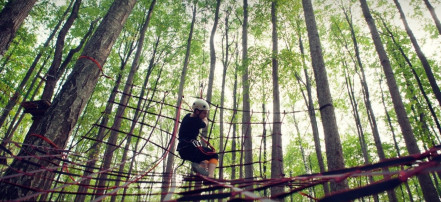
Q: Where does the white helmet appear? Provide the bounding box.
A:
[192,99,210,111]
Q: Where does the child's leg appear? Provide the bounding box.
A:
[191,162,209,176]
[208,158,218,178]
[200,160,208,169]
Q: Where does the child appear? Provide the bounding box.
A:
[177,99,218,178]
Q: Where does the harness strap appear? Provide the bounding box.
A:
[178,138,217,156]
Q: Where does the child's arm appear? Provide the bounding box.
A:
[202,117,208,126]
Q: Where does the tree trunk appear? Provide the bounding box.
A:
[296,23,329,194]
[262,103,268,196]
[294,113,315,200]
[27,5,85,192]
[0,2,71,129]
[393,0,441,107]
[232,40,239,180]
[109,2,156,201]
[343,66,370,165]
[0,0,37,55]
[379,9,441,138]
[123,36,162,202]
[302,0,347,192]
[270,0,284,197]
[161,3,197,200]
[423,0,441,35]
[380,79,415,202]
[342,6,388,162]
[338,9,397,199]
[242,0,253,181]
[94,30,144,201]
[359,0,440,201]
[205,0,221,115]
[41,0,82,102]
[74,47,132,202]
[343,64,380,202]
[219,6,231,181]
[0,0,137,199]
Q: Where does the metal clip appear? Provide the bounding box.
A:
[191,139,202,147]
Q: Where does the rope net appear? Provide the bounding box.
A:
[0,86,440,201]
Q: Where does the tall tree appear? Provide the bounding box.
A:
[359,0,440,201]
[232,39,239,180]
[423,0,441,35]
[205,0,221,111]
[0,0,137,199]
[161,3,197,200]
[74,30,136,202]
[296,18,329,194]
[74,56,129,202]
[219,5,232,180]
[380,17,441,137]
[302,0,347,192]
[379,78,415,201]
[0,1,72,129]
[108,1,156,201]
[41,0,82,102]
[0,0,37,55]
[21,2,83,169]
[393,0,441,107]
[334,8,398,200]
[242,0,253,180]
[94,21,144,200]
[270,0,284,197]
[342,61,380,202]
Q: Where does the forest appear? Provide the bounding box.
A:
[0,0,440,201]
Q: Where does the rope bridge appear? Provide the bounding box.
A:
[0,86,440,201]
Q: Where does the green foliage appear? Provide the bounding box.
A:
[1,0,440,200]
[341,134,365,167]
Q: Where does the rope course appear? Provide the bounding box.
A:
[0,86,440,201]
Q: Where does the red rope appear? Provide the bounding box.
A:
[300,191,319,201]
[91,97,184,201]
[30,134,59,149]
[78,55,110,78]
[198,137,216,155]
[30,134,78,182]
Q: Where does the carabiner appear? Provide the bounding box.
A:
[191,139,202,147]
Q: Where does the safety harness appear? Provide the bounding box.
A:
[178,138,216,156]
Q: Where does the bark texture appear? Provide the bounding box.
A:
[0,0,37,55]
[270,0,284,197]
[242,0,254,180]
[41,0,82,101]
[0,0,137,199]
[302,0,347,192]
